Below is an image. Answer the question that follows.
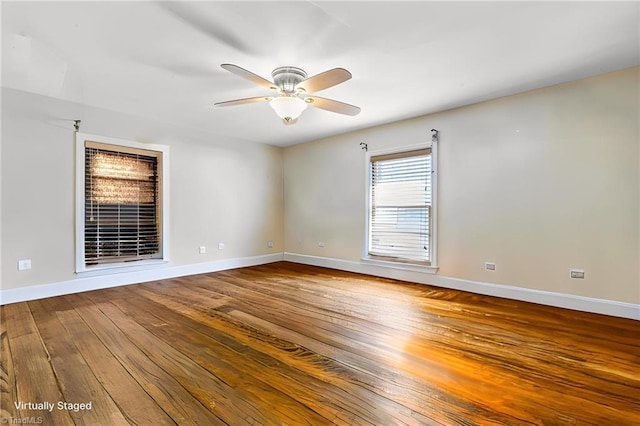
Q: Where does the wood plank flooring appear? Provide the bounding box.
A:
[1,261,638,425]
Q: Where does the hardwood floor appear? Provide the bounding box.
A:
[1,262,638,425]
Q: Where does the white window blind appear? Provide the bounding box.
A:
[84,142,162,266]
[369,148,432,264]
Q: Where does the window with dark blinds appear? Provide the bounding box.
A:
[84,142,162,266]
[369,148,432,264]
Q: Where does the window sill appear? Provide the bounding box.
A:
[75,259,169,277]
[360,257,439,274]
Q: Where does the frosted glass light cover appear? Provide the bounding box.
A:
[269,96,308,120]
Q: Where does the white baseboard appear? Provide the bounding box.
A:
[0,253,284,305]
[284,252,639,320]
[3,251,637,321]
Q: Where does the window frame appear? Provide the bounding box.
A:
[363,141,438,273]
[75,132,170,274]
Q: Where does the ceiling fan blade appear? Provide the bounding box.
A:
[221,64,277,90]
[305,96,361,116]
[297,68,352,93]
[214,96,273,107]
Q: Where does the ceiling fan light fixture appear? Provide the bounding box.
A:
[269,96,308,121]
[217,64,360,122]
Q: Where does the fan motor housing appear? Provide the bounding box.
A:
[272,66,307,93]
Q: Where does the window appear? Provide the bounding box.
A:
[367,146,436,266]
[76,133,169,272]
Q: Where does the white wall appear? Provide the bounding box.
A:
[284,67,639,306]
[2,68,638,316]
[1,87,283,291]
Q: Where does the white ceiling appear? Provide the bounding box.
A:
[2,1,638,147]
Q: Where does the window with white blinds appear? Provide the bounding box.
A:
[369,148,432,264]
[76,134,168,272]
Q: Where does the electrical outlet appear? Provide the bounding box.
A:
[199,246,206,254]
[318,242,325,247]
[267,241,273,248]
[18,259,31,271]
[218,242,225,250]
[570,269,585,279]
[485,262,496,271]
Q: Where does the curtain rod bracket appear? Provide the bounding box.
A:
[360,142,368,151]
[431,128,439,143]
[74,120,81,131]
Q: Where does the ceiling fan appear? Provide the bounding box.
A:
[214,64,361,125]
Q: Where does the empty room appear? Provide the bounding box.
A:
[1,1,639,425]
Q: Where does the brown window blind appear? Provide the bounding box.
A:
[369,148,432,264]
[84,142,161,266]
